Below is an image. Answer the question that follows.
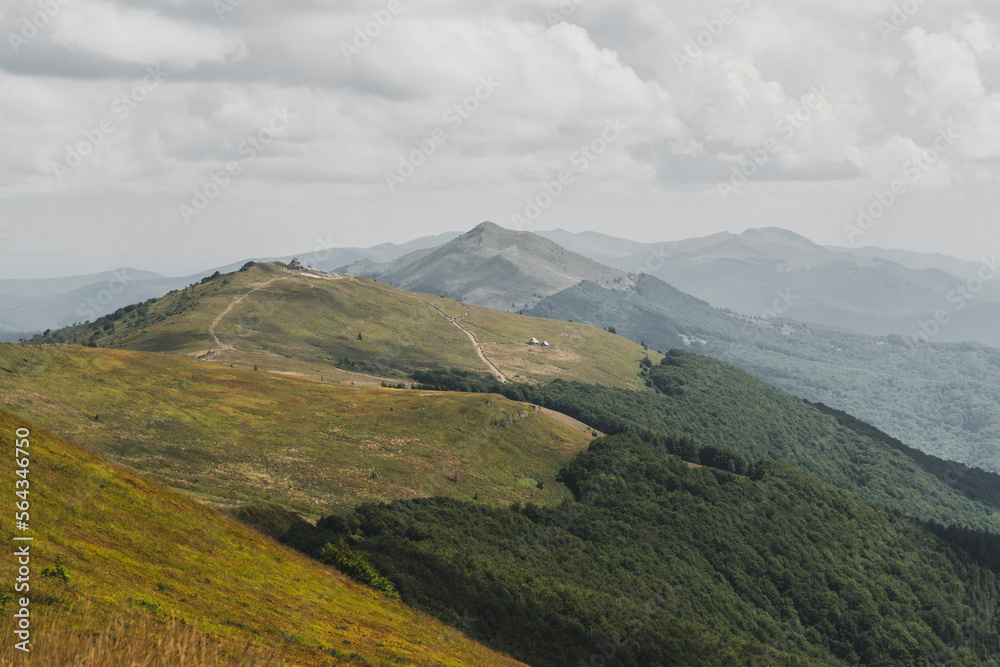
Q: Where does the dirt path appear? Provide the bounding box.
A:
[416,299,509,383]
[203,276,288,360]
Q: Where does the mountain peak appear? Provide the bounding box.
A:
[462,221,516,242]
[342,221,631,311]
[739,227,821,247]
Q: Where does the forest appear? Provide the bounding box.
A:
[412,349,1000,534]
[526,274,1000,474]
[257,430,1000,666]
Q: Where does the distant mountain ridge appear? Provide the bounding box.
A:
[527,273,1000,473]
[338,221,633,311]
[538,227,1000,347]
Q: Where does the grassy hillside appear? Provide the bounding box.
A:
[0,344,595,515]
[529,273,1000,474]
[0,407,525,666]
[268,432,1000,666]
[29,261,656,391]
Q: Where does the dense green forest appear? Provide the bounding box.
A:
[412,349,1000,535]
[526,274,1000,474]
[252,432,1000,666]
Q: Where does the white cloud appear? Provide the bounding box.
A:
[49,0,246,69]
[2,0,1000,274]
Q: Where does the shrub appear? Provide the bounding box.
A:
[319,540,399,599]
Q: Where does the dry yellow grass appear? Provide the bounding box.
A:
[0,610,280,666]
[0,408,526,666]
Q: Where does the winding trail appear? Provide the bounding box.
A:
[200,269,507,382]
[416,299,509,383]
[203,276,288,359]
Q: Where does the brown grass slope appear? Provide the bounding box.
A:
[0,407,526,666]
[0,344,595,515]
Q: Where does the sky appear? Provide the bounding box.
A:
[2,0,1000,278]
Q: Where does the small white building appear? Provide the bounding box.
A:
[542,341,550,347]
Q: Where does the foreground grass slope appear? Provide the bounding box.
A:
[31,262,656,391]
[0,408,525,666]
[0,344,593,514]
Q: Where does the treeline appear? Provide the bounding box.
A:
[412,351,1000,534]
[412,366,749,474]
[249,432,1000,666]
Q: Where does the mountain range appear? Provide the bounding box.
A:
[537,226,1000,347]
[8,222,1000,664]
[324,223,1000,474]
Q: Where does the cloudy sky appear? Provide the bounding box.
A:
[1,0,999,278]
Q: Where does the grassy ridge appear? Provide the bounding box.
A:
[30,263,656,391]
[0,407,525,666]
[0,344,592,514]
